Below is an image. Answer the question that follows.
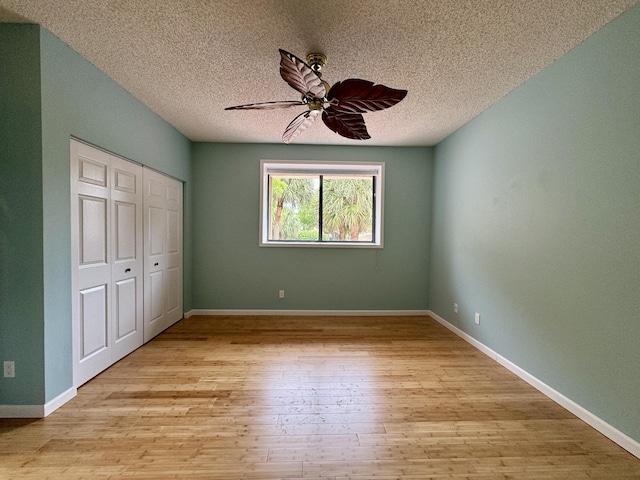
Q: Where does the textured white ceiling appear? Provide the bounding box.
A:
[1,0,637,146]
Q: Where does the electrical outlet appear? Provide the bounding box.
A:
[454,303,458,313]
[279,290,285,299]
[3,361,15,378]
[475,313,481,325]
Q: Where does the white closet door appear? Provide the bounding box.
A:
[143,168,183,342]
[71,141,113,386]
[164,176,183,326]
[110,156,144,362]
[142,168,165,342]
[71,140,144,387]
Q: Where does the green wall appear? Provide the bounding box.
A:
[191,143,432,311]
[429,5,640,441]
[0,24,45,405]
[0,25,192,406]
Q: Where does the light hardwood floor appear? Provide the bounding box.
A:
[1,315,639,479]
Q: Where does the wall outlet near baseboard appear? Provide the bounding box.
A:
[454,303,458,313]
[279,290,285,299]
[3,361,15,378]
[475,313,481,325]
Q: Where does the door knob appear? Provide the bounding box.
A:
[125,268,131,273]
[154,263,159,266]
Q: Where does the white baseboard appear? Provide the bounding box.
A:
[0,386,76,418]
[428,310,640,459]
[44,386,77,417]
[186,309,430,317]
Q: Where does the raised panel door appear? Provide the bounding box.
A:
[143,168,183,342]
[71,140,112,386]
[164,177,183,325]
[110,155,143,362]
[143,168,168,342]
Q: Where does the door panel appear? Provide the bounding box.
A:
[166,181,180,203]
[72,141,113,386]
[147,177,164,199]
[149,270,164,324]
[166,209,179,254]
[148,206,164,256]
[143,168,166,342]
[114,167,136,193]
[114,277,137,339]
[143,168,183,342]
[79,284,108,359]
[164,176,183,325]
[166,266,180,316]
[114,201,136,261]
[79,196,108,266]
[110,155,143,363]
[78,157,108,187]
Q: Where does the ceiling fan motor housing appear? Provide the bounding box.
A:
[306,52,327,73]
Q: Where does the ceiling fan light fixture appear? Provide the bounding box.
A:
[225,49,407,143]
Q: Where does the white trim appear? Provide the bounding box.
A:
[429,310,497,360]
[186,309,430,317]
[428,310,640,459]
[44,387,77,417]
[260,160,385,248]
[0,387,76,418]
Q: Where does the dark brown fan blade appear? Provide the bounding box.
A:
[279,49,326,99]
[282,109,320,144]
[225,100,305,110]
[322,108,370,140]
[327,79,407,114]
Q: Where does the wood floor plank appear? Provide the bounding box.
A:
[1,315,638,479]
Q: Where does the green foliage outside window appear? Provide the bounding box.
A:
[269,175,373,242]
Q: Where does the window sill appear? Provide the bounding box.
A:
[259,241,383,249]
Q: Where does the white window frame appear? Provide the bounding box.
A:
[260,160,384,248]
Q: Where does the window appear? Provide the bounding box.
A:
[260,160,384,247]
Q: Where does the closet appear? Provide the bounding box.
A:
[70,140,183,386]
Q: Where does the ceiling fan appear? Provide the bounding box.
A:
[225,49,408,144]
